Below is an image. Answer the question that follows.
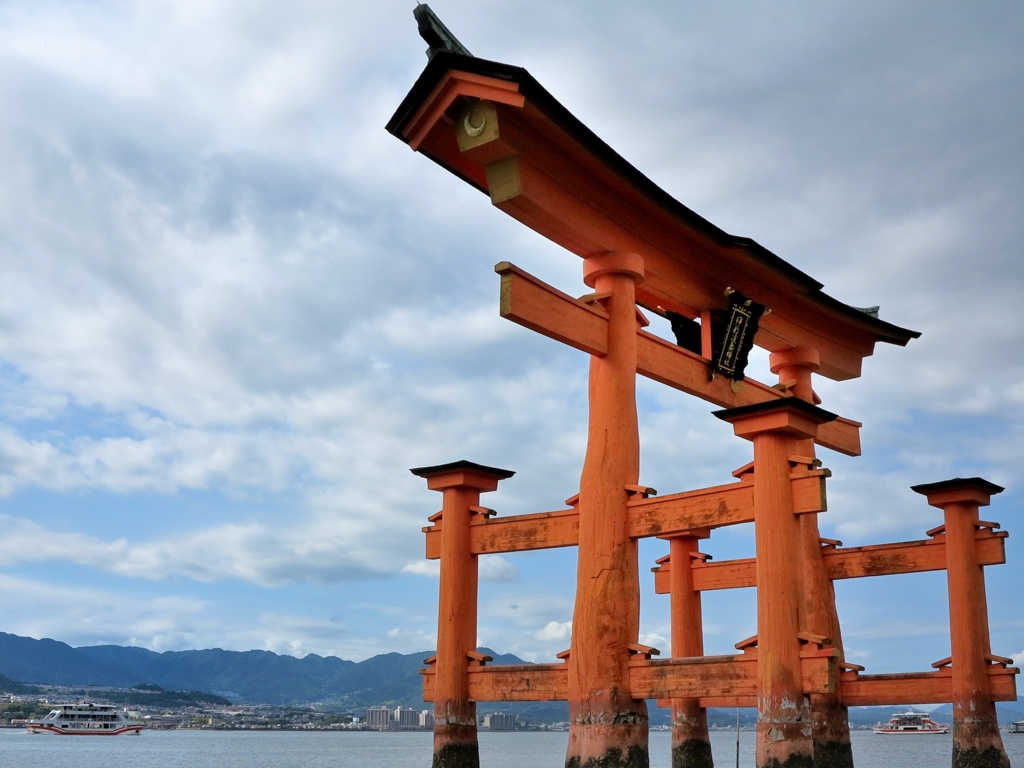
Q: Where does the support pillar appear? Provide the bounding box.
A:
[769,349,853,768]
[912,478,1010,768]
[411,460,515,768]
[715,399,838,768]
[667,533,714,768]
[567,251,649,768]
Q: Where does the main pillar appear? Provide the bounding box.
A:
[667,533,714,768]
[567,251,649,768]
[912,478,1010,768]
[715,399,837,768]
[769,349,853,768]
[411,460,515,768]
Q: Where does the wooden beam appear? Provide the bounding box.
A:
[425,473,827,558]
[420,653,836,702]
[496,262,862,456]
[652,530,1007,593]
[839,666,1018,707]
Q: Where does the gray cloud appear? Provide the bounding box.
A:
[0,0,1019,663]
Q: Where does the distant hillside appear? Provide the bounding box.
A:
[0,631,527,709]
[2,632,1016,722]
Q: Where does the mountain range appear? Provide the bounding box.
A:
[1,631,1020,725]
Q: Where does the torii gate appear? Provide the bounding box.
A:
[388,16,1017,768]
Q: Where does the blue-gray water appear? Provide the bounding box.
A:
[1,728,1022,768]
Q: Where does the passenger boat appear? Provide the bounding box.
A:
[25,703,144,735]
[873,708,949,734]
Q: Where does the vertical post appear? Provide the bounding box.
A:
[411,460,515,768]
[912,478,1010,768]
[769,348,853,768]
[567,251,649,768]
[715,399,838,768]
[668,533,714,768]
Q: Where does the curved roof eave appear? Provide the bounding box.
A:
[387,51,920,347]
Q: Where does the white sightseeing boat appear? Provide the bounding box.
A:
[25,703,144,735]
[873,708,949,734]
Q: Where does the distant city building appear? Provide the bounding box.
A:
[366,706,391,730]
[419,709,434,730]
[394,706,420,730]
[483,712,517,731]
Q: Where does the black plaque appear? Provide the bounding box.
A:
[711,291,765,381]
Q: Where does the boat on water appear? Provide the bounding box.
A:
[25,703,144,735]
[873,708,949,734]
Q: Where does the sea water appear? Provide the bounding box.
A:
[1,728,1022,768]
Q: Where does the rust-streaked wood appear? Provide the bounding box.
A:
[667,535,713,766]
[420,653,839,703]
[839,666,1019,707]
[496,262,862,456]
[567,252,648,766]
[425,473,827,559]
[410,463,513,768]
[652,530,1009,593]
[915,479,1011,767]
[717,402,837,768]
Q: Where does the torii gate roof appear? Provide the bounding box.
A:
[386,52,920,380]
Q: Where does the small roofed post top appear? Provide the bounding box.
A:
[387,40,919,381]
[409,459,516,480]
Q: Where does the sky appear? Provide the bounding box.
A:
[0,0,1021,680]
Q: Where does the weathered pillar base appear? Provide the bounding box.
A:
[566,718,650,768]
[952,717,1011,768]
[809,697,854,768]
[756,721,815,768]
[433,722,480,768]
[672,702,713,768]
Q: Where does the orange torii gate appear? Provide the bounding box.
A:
[388,13,1017,768]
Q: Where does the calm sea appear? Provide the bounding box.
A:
[1,728,1022,768]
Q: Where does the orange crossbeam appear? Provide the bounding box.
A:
[652,530,1007,593]
[839,665,1018,707]
[420,653,835,703]
[421,661,1017,707]
[497,262,862,456]
[424,473,827,559]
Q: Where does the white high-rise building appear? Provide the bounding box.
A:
[419,710,435,730]
[366,706,391,730]
[394,706,420,730]
[483,712,517,731]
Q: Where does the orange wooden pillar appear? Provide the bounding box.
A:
[411,460,515,768]
[912,478,1010,768]
[567,251,649,768]
[667,533,713,768]
[770,348,853,768]
[716,399,837,768]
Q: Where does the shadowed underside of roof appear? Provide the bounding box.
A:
[386,50,920,381]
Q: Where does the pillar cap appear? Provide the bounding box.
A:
[582,251,644,288]
[410,459,515,492]
[911,477,1004,508]
[713,398,837,440]
[769,346,820,374]
[410,459,515,479]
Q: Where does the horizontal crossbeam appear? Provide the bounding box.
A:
[420,652,835,702]
[424,472,828,558]
[652,530,1007,593]
[840,665,1018,707]
[421,659,1017,708]
[497,262,862,456]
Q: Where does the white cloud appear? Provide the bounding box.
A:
[0,0,1017,668]
[400,561,439,578]
[533,621,571,642]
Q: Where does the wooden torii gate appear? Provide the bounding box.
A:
[387,31,1018,768]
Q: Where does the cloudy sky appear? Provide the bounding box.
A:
[0,0,1021,679]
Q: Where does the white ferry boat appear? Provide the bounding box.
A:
[25,703,144,735]
[873,708,949,734]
